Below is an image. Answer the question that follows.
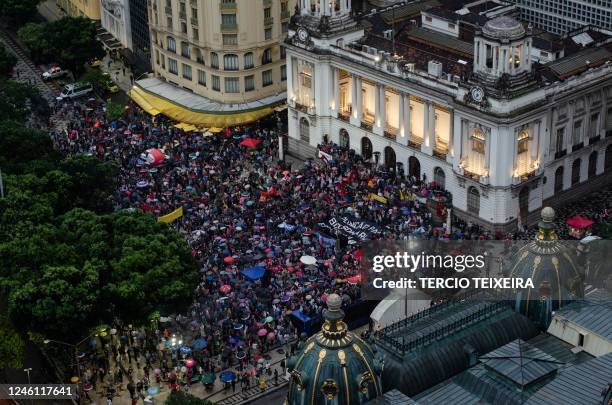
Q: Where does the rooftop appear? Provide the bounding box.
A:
[551,300,612,340]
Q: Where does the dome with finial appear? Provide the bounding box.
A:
[285,293,383,405]
[482,16,526,41]
[509,207,584,328]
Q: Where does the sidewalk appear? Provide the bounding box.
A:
[100,55,136,94]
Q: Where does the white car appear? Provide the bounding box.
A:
[56,82,94,101]
[42,66,67,81]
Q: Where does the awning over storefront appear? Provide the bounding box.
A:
[129,78,284,127]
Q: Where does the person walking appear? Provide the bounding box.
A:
[273,368,278,385]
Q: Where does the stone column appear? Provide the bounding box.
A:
[447,108,454,163]
[287,57,294,101]
[429,103,436,151]
[398,93,405,139]
[331,67,339,117]
[373,84,382,135]
[422,101,431,153]
[350,75,361,126]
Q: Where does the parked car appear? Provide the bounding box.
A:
[89,58,102,68]
[42,66,67,81]
[56,82,94,101]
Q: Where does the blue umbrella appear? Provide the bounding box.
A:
[219,371,236,383]
[180,346,192,354]
[147,387,160,395]
[193,339,207,350]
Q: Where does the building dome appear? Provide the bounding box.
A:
[510,208,584,328]
[285,293,383,405]
[482,16,526,41]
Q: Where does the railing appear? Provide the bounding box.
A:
[164,6,172,14]
[179,10,186,19]
[554,149,567,159]
[384,130,397,141]
[190,17,198,25]
[433,148,447,160]
[463,169,481,181]
[221,23,238,31]
[589,135,601,144]
[220,1,236,10]
[361,121,373,131]
[338,112,350,122]
[572,142,584,152]
[408,138,422,149]
[264,16,274,26]
[281,10,290,19]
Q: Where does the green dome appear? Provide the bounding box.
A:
[286,294,383,405]
[509,207,584,327]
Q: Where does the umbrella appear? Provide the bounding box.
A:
[136,181,149,188]
[267,332,275,341]
[180,346,192,354]
[223,256,235,264]
[265,316,274,323]
[347,275,361,285]
[220,284,231,294]
[145,148,165,165]
[147,387,159,396]
[257,328,267,337]
[219,371,236,383]
[193,339,207,350]
[240,138,261,148]
[236,351,246,360]
[184,359,196,368]
[154,368,161,375]
[300,255,317,265]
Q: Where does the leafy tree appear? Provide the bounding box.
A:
[0,0,42,26]
[106,101,124,121]
[0,317,25,369]
[165,391,214,405]
[58,156,118,213]
[0,121,61,175]
[18,17,104,74]
[0,81,38,122]
[0,44,16,78]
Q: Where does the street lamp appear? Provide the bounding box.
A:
[43,328,107,396]
[23,368,32,384]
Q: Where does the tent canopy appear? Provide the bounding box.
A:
[566,215,594,229]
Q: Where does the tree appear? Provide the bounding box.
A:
[18,17,104,74]
[0,317,25,369]
[0,81,38,122]
[106,101,125,121]
[0,0,42,26]
[0,121,61,175]
[0,44,16,78]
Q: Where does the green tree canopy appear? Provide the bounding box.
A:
[0,121,61,175]
[0,317,25,369]
[0,0,42,26]
[0,81,38,122]
[0,44,17,78]
[18,17,104,74]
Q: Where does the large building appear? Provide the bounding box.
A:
[511,0,612,35]
[136,0,295,127]
[284,0,612,230]
[57,0,101,19]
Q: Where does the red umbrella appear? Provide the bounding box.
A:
[240,138,261,148]
[223,256,235,264]
[146,148,164,165]
[347,275,361,285]
[220,285,232,294]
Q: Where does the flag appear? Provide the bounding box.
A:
[158,207,184,223]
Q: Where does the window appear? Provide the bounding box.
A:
[517,130,530,154]
[299,118,310,143]
[211,52,219,69]
[182,63,192,80]
[555,128,565,153]
[244,75,255,91]
[467,187,480,215]
[181,41,190,58]
[181,22,187,33]
[425,16,432,22]
[281,65,287,81]
[223,34,238,45]
[573,120,582,145]
[339,129,350,148]
[197,69,206,86]
[571,158,581,184]
[262,48,272,64]
[195,49,204,64]
[244,52,254,69]
[192,27,199,41]
[554,166,564,193]
[434,167,446,189]
[262,69,273,86]
[265,28,272,40]
[225,77,240,93]
[590,112,599,136]
[212,75,220,91]
[588,151,598,178]
[264,7,271,18]
[282,22,288,33]
[222,13,236,25]
[167,17,172,28]
[223,54,239,71]
[167,36,176,53]
[471,130,486,154]
[168,58,178,74]
[280,46,286,59]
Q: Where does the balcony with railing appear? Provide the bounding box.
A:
[408,136,422,150]
[220,1,236,10]
[264,16,274,26]
[281,10,290,20]
[179,10,186,20]
[190,17,198,25]
[263,0,272,6]
[165,6,172,14]
[338,110,351,122]
[221,23,238,32]
[384,125,398,141]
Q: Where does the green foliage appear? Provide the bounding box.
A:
[0,0,42,26]
[0,120,61,175]
[0,44,17,78]
[80,68,106,91]
[164,391,214,405]
[106,101,124,121]
[18,17,104,74]
[0,317,25,369]
[0,81,38,122]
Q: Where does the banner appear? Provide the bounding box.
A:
[369,193,388,204]
[317,214,382,243]
[158,207,184,223]
[318,150,333,163]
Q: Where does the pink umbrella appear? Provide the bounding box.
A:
[257,328,267,337]
[267,332,275,341]
[223,256,234,264]
[219,285,232,294]
[347,275,362,285]
[184,359,196,368]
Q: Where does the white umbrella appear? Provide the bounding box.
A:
[300,255,317,265]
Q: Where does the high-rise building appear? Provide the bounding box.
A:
[128,0,152,72]
[138,0,295,127]
[511,0,612,34]
[57,0,101,19]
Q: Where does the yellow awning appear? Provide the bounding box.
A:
[129,85,277,127]
[207,127,224,133]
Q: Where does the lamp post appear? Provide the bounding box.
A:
[23,368,32,384]
[44,328,107,400]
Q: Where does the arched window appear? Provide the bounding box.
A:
[408,156,420,179]
[167,36,176,52]
[384,146,396,169]
[588,151,598,178]
[244,52,254,69]
[361,137,372,160]
[554,166,564,193]
[195,48,204,64]
[467,186,480,215]
[224,54,239,71]
[571,158,581,185]
[339,129,349,148]
[606,144,612,171]
[180,41,190,58]
[211,52,219,69]
[262,48,272,65]
[299,118,310,143]
[434,167,445,189]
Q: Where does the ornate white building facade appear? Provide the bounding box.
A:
[284,0,612,230]
[101,0,132,49]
